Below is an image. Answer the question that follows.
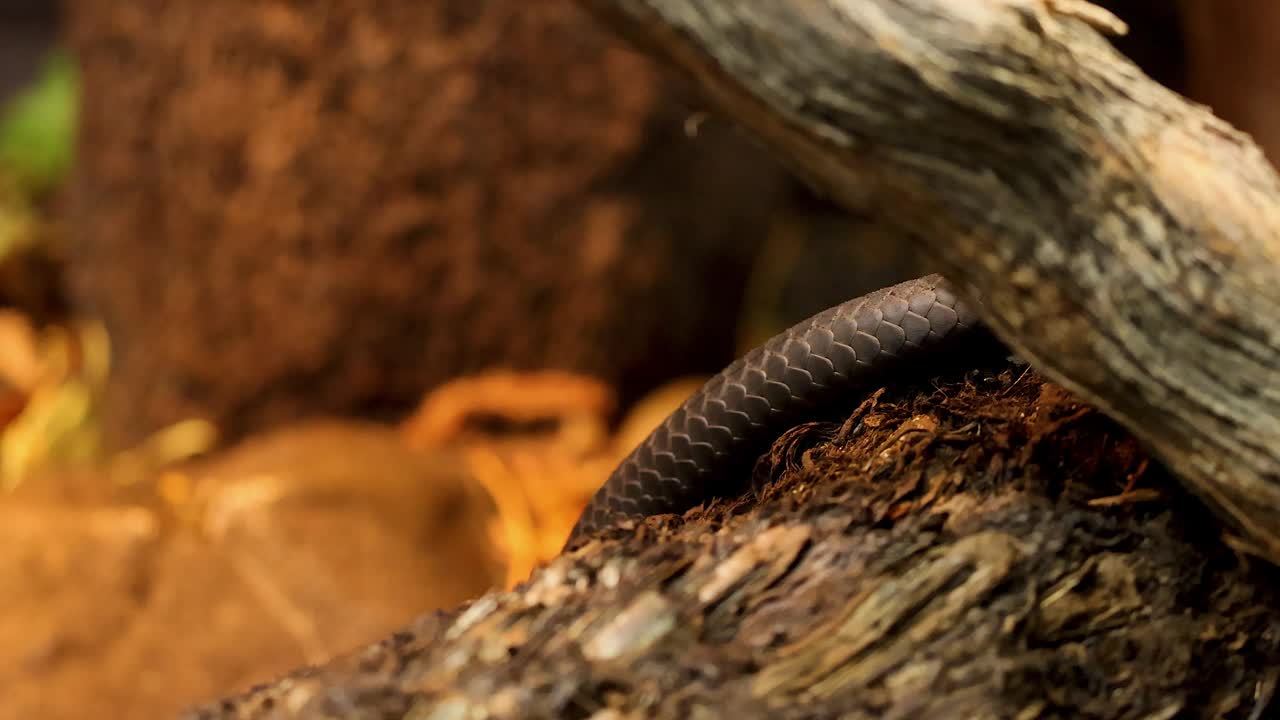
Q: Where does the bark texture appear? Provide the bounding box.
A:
[184,363,1280,719]
[64,0,793,448]
[579,0,1280,564]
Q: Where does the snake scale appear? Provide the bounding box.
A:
[565,274,992,548]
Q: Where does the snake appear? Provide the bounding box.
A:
[565,274,996,548]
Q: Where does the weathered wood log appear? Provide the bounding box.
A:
[184,364,1280,719]
[578,0,1280,563]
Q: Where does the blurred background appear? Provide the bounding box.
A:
[0,1,1276,717]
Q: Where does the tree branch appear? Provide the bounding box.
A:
[579,0,1280,561]
[186,368,1280,719]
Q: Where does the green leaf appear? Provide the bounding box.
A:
[0,50,79,197]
